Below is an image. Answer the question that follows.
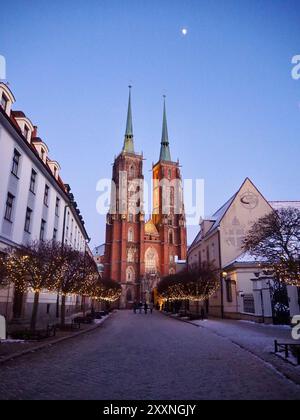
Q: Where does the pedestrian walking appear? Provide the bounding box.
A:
[139,302,143,314]
[149,302,154,314]
[156,302,160,311]
[144,302,148,314]
[133,302,137,314]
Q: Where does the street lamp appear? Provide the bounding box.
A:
[220,271,228,319]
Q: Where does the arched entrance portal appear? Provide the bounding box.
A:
[143,248,160,304]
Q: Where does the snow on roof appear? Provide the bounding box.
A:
[225,252,266,268]
[270,201,300,210]
[93,244,105,256]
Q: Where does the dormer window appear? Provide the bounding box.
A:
[24,125,29,140]
[41,148,45,161]
[1,94,8,112]
[0,83,15,116]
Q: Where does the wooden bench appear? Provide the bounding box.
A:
[274,340,300,365]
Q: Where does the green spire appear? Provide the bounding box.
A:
[123,86,135,154]
[159,96,172,162]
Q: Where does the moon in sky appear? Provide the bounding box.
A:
[181,28,188,36]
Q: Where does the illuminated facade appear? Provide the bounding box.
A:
[0,82,90,323]
[104,89,187,308]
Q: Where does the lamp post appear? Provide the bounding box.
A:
[220,271,227,319]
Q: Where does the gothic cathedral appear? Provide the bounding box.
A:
[104,88,187,308]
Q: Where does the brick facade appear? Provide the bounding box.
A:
[104,93,187,308]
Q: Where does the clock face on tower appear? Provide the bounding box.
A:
[240,191,259,210]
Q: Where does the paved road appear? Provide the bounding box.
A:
[0,311,299,400]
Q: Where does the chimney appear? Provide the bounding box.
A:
[32,125,38,139]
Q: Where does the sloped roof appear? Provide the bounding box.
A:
[208,193,238,234]
[270,201,300,210]
[145,220,159,235]
[93,244,105,256]
[224,251,267,269]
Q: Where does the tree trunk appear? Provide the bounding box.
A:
[82,296,86,316]
[56,293,60,318]
[30,291,40,331]
[61,294,66,327]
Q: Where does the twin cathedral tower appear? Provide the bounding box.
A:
[104,87,187,308]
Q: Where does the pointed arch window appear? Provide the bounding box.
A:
[129,164,136,179]
[169,229,174,245]
[128,227,134,242]
[126,267,135,283]
[145,248,158,275]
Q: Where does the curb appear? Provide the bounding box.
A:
[162,311,201,328]
[0,313,113,365]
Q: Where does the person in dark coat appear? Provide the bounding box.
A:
[133,302,137,314]
[144,302,148,314]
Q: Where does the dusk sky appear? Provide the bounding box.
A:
[1,0,300,248]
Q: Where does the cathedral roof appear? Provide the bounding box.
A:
[123,86,135,154]
[145,220,159,235]
[159,96,172,162]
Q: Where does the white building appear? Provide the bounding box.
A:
[188,178,300,324]
[0,82,90,324]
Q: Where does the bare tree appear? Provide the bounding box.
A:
[243,207,300,286]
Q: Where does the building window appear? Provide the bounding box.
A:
[226,280,233,303]
[128,227,134,242]
[24,125,29,140]
[41,148,45,161]
[4,193,14,222]
[1,94,8,111]
[129,165,135,178]
[198,251,202,267]
[55,197,60,217]
[126,267,135,283]
[53,228,58,241]
[44,185,49,206]
[40,219,46,241]
[30,169,37,193]
[169,229,174,245]
[11,149,21,177]
[145,248,158,275]
[24,207,32,233]
[170,187,175,206]
[206,246,210,262]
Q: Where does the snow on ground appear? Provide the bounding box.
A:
[190,318,300,384]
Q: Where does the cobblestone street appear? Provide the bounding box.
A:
[0,311,299,400]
